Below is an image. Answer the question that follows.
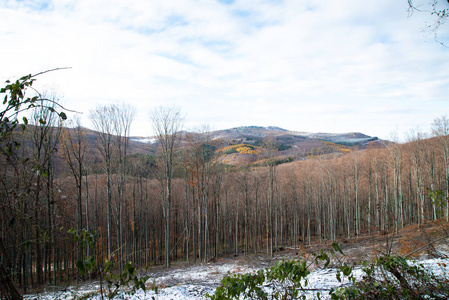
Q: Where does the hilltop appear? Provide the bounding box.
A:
[18,124,384,173]
[130,126,384,166]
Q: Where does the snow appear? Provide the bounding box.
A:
[24,256,449,300]
[130,137,156,144]
[23,262,260,300]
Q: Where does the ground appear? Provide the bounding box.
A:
[24,220,449,299]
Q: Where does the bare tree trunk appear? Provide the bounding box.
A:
[353,154,359,237]
[235,199,239,256]
[268,164,275,256]
[151,106,183,268]
[184,179,190,264]
[0,263,22,300]
[431,116,449,221]
[90,105,117,260]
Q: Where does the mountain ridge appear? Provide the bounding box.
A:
[131,126,377,144]
[22,124,384,170]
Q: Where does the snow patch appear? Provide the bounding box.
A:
[24,257,449,300]
[130,137,156,144]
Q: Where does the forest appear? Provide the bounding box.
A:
[1,74,449,298]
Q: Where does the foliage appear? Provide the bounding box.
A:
[253,156,293,166]
[0,69,69,300]
[307,141,351,159]
[273,156,293,165]
[0,69,68,156]
[209,242,449,300]
[223,147,238,155]
[322,141,351,152]
[331,138,377,147]
[236,146,261,155]
[127,153,157,177]
[69,228,150,299]
[277,144,292,151]
[331,255,449,299]
[219,143,262,155]
[68,228,96,276]
[103,260,149,299]
[201,143,217,161]
[208,242,343,300]
[210,270,268,299]
[429,189,448,218]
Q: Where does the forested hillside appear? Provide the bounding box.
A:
[1,96,448,296]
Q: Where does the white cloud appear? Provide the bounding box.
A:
[1,0,448,139]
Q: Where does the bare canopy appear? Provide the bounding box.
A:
[150,106,183,268]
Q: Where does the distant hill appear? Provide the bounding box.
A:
[296,132,380,147]
[20,124,385,171]
[188,126,384,166]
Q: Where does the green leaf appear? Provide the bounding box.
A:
[105,260,113,273]
[341,264,353,276]
[76,260,86,275]
[332,242,344,255]
[20,74,31,81]
[126,261,135,275]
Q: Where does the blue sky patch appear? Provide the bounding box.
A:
[217,0,235,5]
[14,0,52,11]
[232,9,251,18]
[166,15,189,28]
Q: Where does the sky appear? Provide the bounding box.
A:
[1,0,449,140]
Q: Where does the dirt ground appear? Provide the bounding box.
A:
[296,219,449,267]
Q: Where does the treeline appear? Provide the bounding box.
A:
[1,101,449,293]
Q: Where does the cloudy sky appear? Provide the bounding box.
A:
[1,0,449,139]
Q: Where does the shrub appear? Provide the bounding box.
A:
[208,243,342,300]
[208,243,449,300]
[331,255,449,299]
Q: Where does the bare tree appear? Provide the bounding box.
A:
[432,116,449,221]
[29,94,63,285]
[407,0,449,45]
[184,127,216,262]
[89,105,117,260]
[407,128,428,227]
[150,106,183,268]
[112,103,135,270]
[387,132,404,232]
[60,116,87,280]
[263,136,278,257]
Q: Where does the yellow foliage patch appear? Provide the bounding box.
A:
[236,146,261,155]
[322,141,351,153]
[217,143,262,154]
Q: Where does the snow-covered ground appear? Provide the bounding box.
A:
[24,254,449,300]
[23,260,259,300]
